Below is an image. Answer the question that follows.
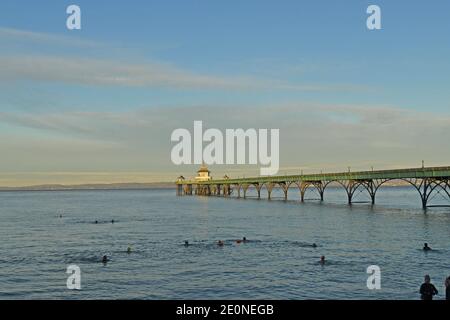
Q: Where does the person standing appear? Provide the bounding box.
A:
[420,275,438,300]
[445,276,450,300]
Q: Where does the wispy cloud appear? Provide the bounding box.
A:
[1,102,449,155]
[0,26,101,47]
[0,55,359,91]
[0,26,369,92]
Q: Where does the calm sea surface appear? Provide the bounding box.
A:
[0,187,449,300]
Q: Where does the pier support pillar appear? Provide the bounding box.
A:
[338,180,360,205]
[360,180,377,205]
[255,184,262,199]
[176,184,183,196]
[224,184,231,197]
[300,182,307,202]
[267,183,274,200]
[279,182,288,200]
[299,181,326,202]
[406,177,450,210]
[242,184,249,199]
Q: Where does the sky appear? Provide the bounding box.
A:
[0,0,450,186]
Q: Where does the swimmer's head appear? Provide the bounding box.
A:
[424,274,431,283]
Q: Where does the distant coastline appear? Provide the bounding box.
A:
[0,180,412,192]
[0,182,174,191]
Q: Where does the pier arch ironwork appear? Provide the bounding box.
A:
[176,166,450,210]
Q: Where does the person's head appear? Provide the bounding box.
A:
[424,243,428,247]
[424,275,431,283]
[243,237,246,241]
[312,243,317,247]
[321,256,325,261]
[185,240,189,245]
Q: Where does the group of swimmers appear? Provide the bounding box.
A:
[101,246,132,264]
[183,237,248,247]
[58,214,116,225]
[183,238,329,266]
[100,240,445,299]
[94,219,115,224]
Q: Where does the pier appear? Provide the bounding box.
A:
[176,166,450,209]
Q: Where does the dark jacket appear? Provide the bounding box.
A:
[420,283,438,300]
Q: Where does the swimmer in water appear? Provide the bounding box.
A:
[127,246,132,254]
[423,243,431,251]
[319,256,326,265]
[111,219,115,224]
[236,237,247,244]
[312,243,317,248]
[102,255,109,263]
[184,241,189,247]
[95,220,98,224]
[217,240,224,246]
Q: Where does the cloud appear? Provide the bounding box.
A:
[0,27,371,92]
[0,27,101,47]
[0,55,356,91]
[1,102,449,154]
[1,102,450,185]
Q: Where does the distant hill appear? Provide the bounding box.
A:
[0,178,413,192]
[0,182,174,191]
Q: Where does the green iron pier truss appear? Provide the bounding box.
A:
[176,166,450,209]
